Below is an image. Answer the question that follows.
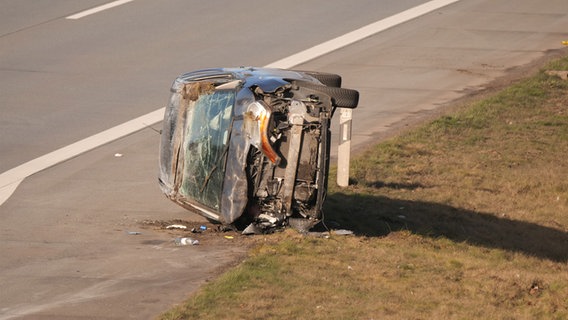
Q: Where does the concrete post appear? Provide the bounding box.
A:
[337,108,352,187]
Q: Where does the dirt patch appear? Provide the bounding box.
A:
[352,47,568,156]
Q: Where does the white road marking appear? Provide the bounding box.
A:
[265,0,460,69]
[0,0,461,206]
[0,108,165,205]
[66,0,135,20]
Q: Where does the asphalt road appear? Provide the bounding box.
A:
[1,0,567,318]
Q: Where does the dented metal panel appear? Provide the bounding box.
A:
[159,67,359,233]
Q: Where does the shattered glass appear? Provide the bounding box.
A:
[179,90,234,211]
[159,67,359,233]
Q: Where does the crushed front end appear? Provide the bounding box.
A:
[159,67,358,234]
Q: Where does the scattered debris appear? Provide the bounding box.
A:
[166,224,188,230]
[333,229,354,236]
[174,237,199,246]
[191,225,207,233]
[242,223,262,235]
[529,280,545,296]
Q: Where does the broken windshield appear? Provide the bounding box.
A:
[179,89,235,211]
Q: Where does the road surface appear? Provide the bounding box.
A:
[1,0,567,318]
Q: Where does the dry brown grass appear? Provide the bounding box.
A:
[159,56,568,320]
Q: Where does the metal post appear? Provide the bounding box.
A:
[337,108,352,187]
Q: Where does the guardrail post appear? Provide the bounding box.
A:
[337,108,352,187]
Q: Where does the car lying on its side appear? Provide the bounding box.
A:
[158,67,358,234]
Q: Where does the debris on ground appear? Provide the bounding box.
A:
[333,229,354,236]
[174,237,199,246]
[166,224,188,230]
[191,225,207,233]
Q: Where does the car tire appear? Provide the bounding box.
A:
[292,70,342,87]
[292,80,359,109]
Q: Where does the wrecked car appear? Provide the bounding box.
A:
[158,67,358,233]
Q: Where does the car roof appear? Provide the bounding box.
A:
[176,67,321,88]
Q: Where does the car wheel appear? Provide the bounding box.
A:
[292,70,342,87]
[292,80,359,109]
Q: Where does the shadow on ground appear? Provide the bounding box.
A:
[323,188,568,263]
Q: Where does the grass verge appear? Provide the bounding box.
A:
[159,55,568,320]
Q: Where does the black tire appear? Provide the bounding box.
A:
[292,70,342,87]
[293,80,359,109]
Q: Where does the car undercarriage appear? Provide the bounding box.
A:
[159,68,358,234]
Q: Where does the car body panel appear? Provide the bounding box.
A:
[159,67,358,233]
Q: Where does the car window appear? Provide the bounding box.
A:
[180,89,234,211]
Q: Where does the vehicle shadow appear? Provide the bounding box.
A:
[323,189,568,263]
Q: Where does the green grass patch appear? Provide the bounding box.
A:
[159,56,568,319]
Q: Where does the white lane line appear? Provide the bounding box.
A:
[265,0,461,69]
[66,0,135,20]
[0,0,461,206]
[0,108,165,205]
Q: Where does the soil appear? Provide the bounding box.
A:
[351,47,568,157]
